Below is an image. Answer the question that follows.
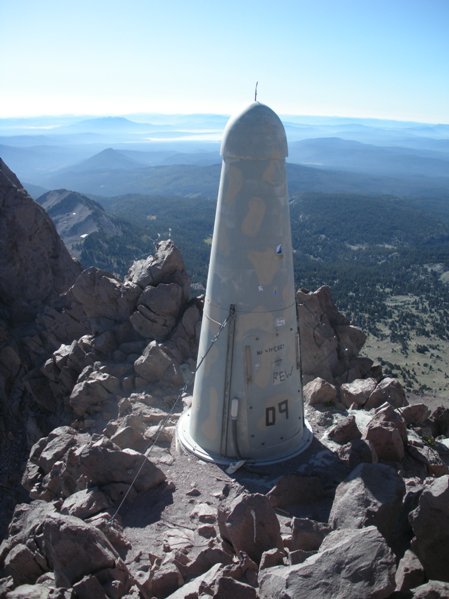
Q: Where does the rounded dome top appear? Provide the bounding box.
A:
[221,102,288,160]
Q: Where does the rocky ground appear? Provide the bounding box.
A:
[1,159,449,598]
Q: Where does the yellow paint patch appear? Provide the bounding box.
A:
[224,164,243,204]
[248,248,280,285]
[241,197,266,237]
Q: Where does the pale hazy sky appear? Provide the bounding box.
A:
[1,0,448,122]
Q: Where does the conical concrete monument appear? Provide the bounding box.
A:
[177,102,312,464]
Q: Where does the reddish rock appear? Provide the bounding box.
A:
[340,378,377,409]
[328,415,361,444]
[303,377,337,406]
[365,377,407,410]
[365,402,407,462]
[394,549,425,593]
[218,493,283,563]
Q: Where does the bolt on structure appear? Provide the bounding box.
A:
[177,102,312,464]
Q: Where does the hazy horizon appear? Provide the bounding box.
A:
[1,0,449,123]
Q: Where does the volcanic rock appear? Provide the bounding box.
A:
[329,463,405,544]
[258,526,396,599]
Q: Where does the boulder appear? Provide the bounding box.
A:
[303,377,337,406]
[259,526,396,599]
[395,549,425,593]
[60,488,111,519]
[336,439,378,469]
[409,475,449,582]
[41,513,132,592]
[126,239,189,295]
[430,406,449,437]
[290,518,331,551]
[134,341,183,386]
[328,415,361,444]
[412,580,449,598]
[70,267,137,322]
[296,286,366,384]
[329,463,405,544]
[365,402,407,462]
[130,282,184,340]
[365,377,407,410]
[340,378,377,409]
[69,369,120,416]
[399,403,430,426]
[217,493,283,562]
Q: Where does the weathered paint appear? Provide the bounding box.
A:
[177,102,312,464]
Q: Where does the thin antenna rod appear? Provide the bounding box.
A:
[254,81,258,102]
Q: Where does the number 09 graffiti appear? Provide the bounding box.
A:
[265,399,289,426]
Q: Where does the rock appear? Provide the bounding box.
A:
[212,576,258,598]
[267,475,326,509]
[430,406,449,437]
[336,439,378,469]
[73,574,109,598]
[0,159,80,321]
[3,543,46,586]
[69,369,120,417]
[259,547,286,570]
[85,512,131,554]
[329,463,405,545]
[296,286,366,384]
[365,402,407,462]
[399,403,430,426]
[412,580,449,598]
[190,502,217,524]
[365,377,407,410]
[328,415,361,444]
[164,563,223,599]
[41,512,132,591]
[409,475,449,582]
[259,526,396,599]
[65,436,166,503]
[22,431,166,503]
[407,442,449,477]
[303,377,337,406]
[126,240,189,294]
[340,378,377,409]
[217,493,283,562]
[130,282,184,340]
[60,488,111,519]
[290,518,332,551]
[134,341,183,387]
[395,549,425,593]
[146,562,184,598]
[70,267,136,322]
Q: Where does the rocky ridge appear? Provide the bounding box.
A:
[1,162,449,597]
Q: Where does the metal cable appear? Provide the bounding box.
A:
[109,310,233,521]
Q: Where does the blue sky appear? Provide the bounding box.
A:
[1,0,448,122]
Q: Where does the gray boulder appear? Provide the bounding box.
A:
[409,475,449,582]
[365,377,407,410]
[303,377,337,406]
[41,512,132,592]
[217,493,283,562]
[134,340,183,387]
[296,286,367,384]
[365,402,407,462]
[259,526,396,599]
[130,282,184,340]
[329,463,405,544]
[340,378,377,409]
[328,415,361,444]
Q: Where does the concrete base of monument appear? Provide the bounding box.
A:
[176,409,314,467]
